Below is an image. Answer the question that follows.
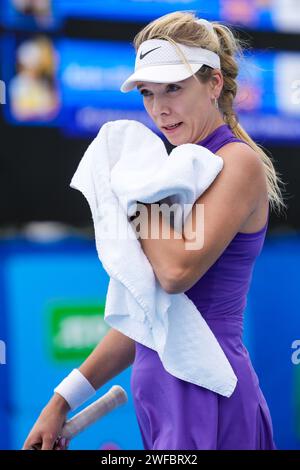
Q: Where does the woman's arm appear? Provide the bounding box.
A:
[22,328,135,450]
[78,328,136,390]
[131,202,185,292]
[134,143,266,294]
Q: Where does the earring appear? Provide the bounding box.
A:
[214,97,219,109]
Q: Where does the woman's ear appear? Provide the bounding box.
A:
[210,70,223,98]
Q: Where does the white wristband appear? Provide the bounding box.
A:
[54,368,96,411]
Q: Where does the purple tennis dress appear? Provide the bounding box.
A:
[130,124,276,450]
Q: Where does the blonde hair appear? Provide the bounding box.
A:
[133,11,287,216]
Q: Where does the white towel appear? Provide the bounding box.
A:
[70,120,237,397]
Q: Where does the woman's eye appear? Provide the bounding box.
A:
[140,90,152,97]
[167,84,180,92]
[139,85,180,97]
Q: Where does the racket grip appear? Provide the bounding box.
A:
[61,385,127,440]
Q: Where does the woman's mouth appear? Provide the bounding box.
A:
[162,122,183,133]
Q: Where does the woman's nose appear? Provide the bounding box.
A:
[151,96,169,117]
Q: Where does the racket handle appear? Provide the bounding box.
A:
[61,385,127,440]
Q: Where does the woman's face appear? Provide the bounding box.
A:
[137,74,223,146]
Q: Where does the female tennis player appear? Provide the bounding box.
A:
[23,11,285,450]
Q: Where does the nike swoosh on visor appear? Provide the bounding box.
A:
[139,46,161,60]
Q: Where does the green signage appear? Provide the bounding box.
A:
[49,303,110,361]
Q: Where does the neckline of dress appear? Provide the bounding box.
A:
[196,124,231,147]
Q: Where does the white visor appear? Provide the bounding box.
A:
[120,39,221,93]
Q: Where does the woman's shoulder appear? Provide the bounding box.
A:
[216,141,268,233]
[216,141,265,184]
[217,139,259,158]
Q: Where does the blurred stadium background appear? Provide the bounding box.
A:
[0,0,300,450]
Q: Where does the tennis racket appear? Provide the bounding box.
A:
[31,385,127,449]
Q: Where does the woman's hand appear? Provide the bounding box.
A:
[22,393,70,450]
